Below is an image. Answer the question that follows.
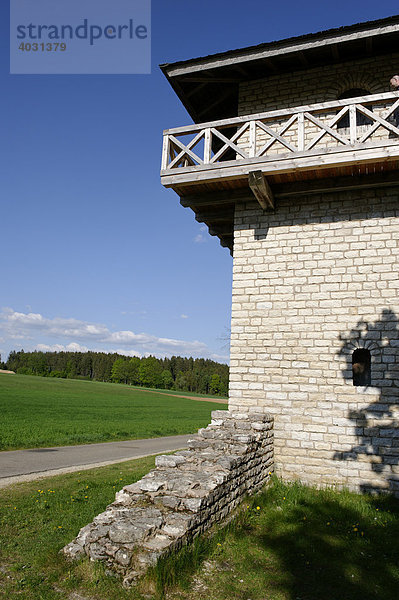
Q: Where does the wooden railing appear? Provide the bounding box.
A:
[161,92,399,173]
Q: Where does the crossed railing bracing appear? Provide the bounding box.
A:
[161,92,399,171]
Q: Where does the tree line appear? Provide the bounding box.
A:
[5,350,229,396]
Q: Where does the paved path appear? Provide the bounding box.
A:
[0,434,191,488]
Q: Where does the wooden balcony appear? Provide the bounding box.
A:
[162,91,399,188]
[161,92,399,252]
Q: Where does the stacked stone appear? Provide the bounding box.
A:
[230,188,399,494]
[63,410,274,587]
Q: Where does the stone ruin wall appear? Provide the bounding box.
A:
[229,187,399,495]
[64,410,274,586]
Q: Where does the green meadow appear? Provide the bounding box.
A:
[0,467,398,600]
[0,374,227,450]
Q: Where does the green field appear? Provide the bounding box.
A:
[0,374,227,450]
[0,468,398,600]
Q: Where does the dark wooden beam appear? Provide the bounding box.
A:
[263,57,278,73]
[274,170,399,198]
[208,224,233,236]
[180,188,252,208]
[195,211,234,223]
[181,77,241,83]
[298,51,309,68]
[365,37,373,55]
[233,64,249,77]
[332,44,340,61]
[186,82,208,99]
[248,171,275,210]
[219,237,233,249]
[197,88,233,118]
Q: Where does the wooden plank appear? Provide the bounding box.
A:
[210,124,249,162]
[168,130,205,169]
[161,135,170,171]
[168,135,204,166]
[197,88,232,119]
[163,23,399,77]
[256,114,298,156]
[161,139,399,186]
[305,106,349,150]
[349,104,357,145]
[195,211,234,223]
[297,112,304,152]
[180,188,252,207]
[255,120,297,152]
[249,121,256,157]
[209,224,234,236]
[163,92,399,136]
[358,98,399,142]
[357,102,399,138]
[248,170,275,210]
[303,111,350,146]
[275,170,399,198]
[204,128,212,163]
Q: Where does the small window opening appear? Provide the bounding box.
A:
[352,348,371,386]
[337,88,373,129]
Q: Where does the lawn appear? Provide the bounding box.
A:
[0,468,398,600]
[0,456,156,600]
[0,374,227,450]
[161,478,399,600]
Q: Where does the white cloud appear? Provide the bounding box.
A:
[0,308,213,360]
[36,342,89,353]
[193,233,205,243]
[114,349,142,358]
[194,225,209,243]
[180,314,188,319]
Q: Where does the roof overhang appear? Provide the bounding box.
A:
[160,15,399,123]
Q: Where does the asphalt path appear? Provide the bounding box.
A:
[0,434,191,488]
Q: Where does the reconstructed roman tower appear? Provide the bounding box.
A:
[64,17,399,582]
[161,16,399,495]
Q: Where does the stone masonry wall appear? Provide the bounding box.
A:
[238,53,399,115]
[63,411,274,586]
[229,188,399,495]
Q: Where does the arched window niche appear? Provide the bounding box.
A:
[352,348,371,387]
[337,88,373,129]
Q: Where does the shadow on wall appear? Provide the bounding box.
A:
[335,309,399,495]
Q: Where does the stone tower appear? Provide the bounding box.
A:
[161,16,399,496]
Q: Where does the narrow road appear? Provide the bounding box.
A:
[0,434,191,488]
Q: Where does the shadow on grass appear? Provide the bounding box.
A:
[158,480,399,600]
[238,481,399,600]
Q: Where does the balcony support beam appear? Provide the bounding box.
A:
[248,171,274,210]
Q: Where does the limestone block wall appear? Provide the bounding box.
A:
[238,54,399,115]
[229,187,399,495]
[64,411,274,586]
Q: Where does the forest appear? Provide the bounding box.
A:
[3,350,229,396]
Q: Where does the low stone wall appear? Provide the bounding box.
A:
[63,410,274,586]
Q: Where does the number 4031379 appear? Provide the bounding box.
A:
[18,42,67,51]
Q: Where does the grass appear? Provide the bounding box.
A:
[159,477,399,600]
[0,456,157,600]
[0,374,227,450]
[1,469,398,600]
[135,386,227,401]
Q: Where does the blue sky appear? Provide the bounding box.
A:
[1,0,398,363]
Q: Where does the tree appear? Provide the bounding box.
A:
[126,357,141,385]
[139,357,163,388]
[111,358,128,383]
[161,369,174,389]
[209,373,221,395]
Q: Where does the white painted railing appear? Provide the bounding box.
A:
[161,92,399,172]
